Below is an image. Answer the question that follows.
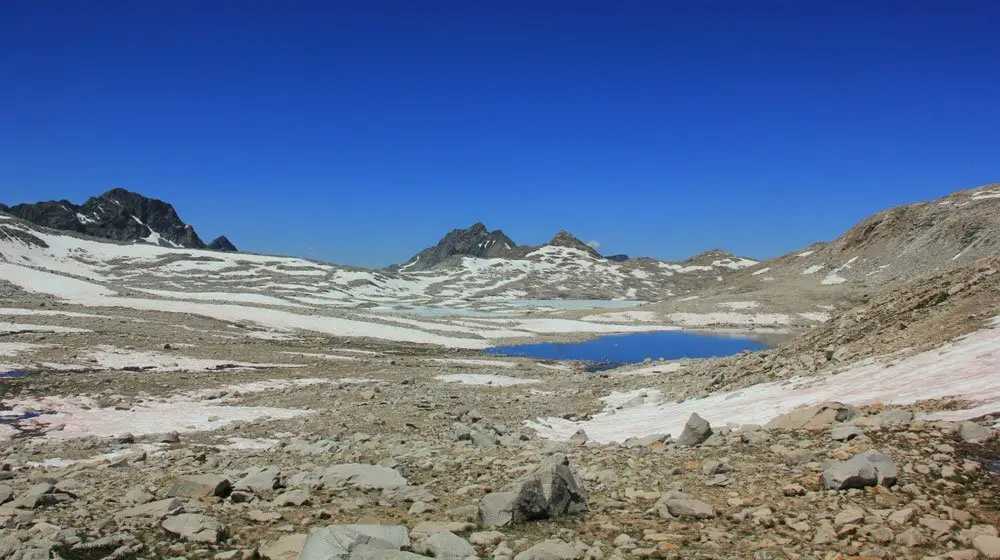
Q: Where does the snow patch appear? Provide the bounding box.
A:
[435,373,541,386]
[528,319,1000,443]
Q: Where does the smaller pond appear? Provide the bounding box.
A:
[485,331,768,370]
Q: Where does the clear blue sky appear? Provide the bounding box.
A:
[2,1,997,267]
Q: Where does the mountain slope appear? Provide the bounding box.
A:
[2,188,232,250]
[397,223,518,271]
[628,182,1000,329]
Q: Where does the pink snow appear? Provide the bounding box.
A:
[528,320,1000,443]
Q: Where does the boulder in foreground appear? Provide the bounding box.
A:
[478,453,587,527]
[299,524,410,560]
[821,450,898,490]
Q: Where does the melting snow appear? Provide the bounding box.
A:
[430,358,517,368]
[717,301,759,310]
[0,322,91,334]
[435,373,541,386]
[666,312,790,326]
[529,319,1000,443]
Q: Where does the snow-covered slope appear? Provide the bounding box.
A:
[0,213,701,347]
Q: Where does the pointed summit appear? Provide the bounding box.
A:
[208,235,238,252]
[396,222,518,271]
[546,230,600,256]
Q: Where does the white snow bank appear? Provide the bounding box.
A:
[132,288,310,308]
[666,312,791,326]
[435,373,541,386]
[2,378,333,441]
[580,311,658,323]
[0,308,106,318]
[0,342,45,357]
[0,322,91,334]
[76,345,299,372]
[280,351,360,362]
[511,318,678,334]
[605,362,684,377]
[798,312,831,322]
[0,264,115,298]
[430,358,517,368]
[717,301,758,310]
[528,319,1000,443]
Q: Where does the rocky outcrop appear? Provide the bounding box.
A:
[821,450,898,490]
[478,453,587,527]
[397,223,517,271]
[545,231,600,256]
[208,235,238,252]
[3,188,235,250]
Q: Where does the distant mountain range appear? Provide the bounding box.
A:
[0,188,236,251]
[395,223,664,271]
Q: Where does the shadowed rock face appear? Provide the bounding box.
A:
[3,188,233,250]
[208,235,238,252]
[398,222,518,271]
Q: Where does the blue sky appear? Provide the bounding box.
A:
[2,1,997,267]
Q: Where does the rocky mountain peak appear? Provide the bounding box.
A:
[2,188,235,251]
[546,231,600,256]
[208,235,238,252]
[397,222,518,271]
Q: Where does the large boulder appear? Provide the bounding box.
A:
[959,422,992,443]
[478,454,587,527]
[765,402,860,431]
[259,534,308,559]
[821,450,898,490]
[235,467,281,493]
[417,531,477,559]
[161,513,227,543]
[167,474,232,499]
[115,498,184,519]
[513,539,580,560]
[675,413,713,446]
[299,524,410,560]
[322,464,408,489]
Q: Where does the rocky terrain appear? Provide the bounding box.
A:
[0,182,997,558]
[396,224,520,271]
[0,188,234,251]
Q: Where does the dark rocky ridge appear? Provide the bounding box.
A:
[2,188,235,251]
[397,222,518,271]
[208,235,238,252]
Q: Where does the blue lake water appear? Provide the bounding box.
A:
[485,331,768,370]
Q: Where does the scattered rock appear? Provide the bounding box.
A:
[479,453,587,527]
[299,524,410,560]
[675,413,712,446]
[235,467,281,493]
[959,422,992,443]
[167,474,232,499]
[821,450,898,490]
[514,539,580,560]
[765,402,860,430]
[162,513,227,543]
[323,464,408,489]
